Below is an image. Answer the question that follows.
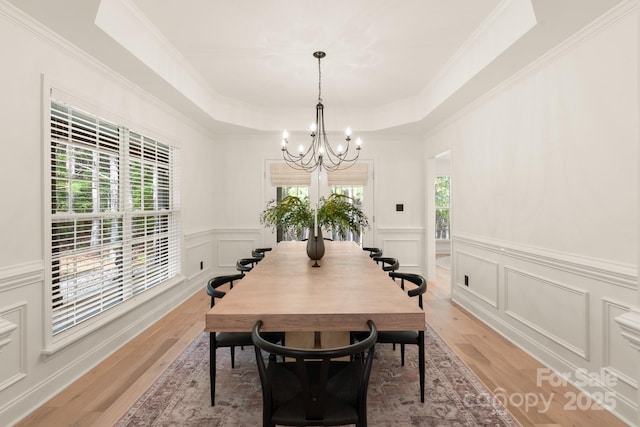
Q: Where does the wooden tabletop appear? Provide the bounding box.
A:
[205,241,425,333]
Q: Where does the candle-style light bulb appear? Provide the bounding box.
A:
[281,139,287,147]
[337,144,344,154]
[310,122,317,133]
[356,138,363,147]
[283,129,289,139]
[298,144,304,153]
[345,127,352,137]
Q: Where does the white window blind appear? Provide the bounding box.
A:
[327,163,368,186]
[270,163,311,186]
[49,100,180,335]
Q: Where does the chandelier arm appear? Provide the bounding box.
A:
[282,135,322,172]
[322,158,359,172]
[283,142,314,170]
[282,150,319,172]
[321,134,359,167]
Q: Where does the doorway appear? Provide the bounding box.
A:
[427,150,452,296]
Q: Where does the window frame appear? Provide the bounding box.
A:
[43,90,181,354]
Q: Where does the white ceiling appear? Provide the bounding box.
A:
[7,0,625,134]
[129,0,502,110]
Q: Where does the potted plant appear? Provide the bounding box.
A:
[259,193,369,259]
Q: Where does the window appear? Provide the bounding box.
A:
[328,163,369,245]
[330,185,364,244]
[267,162,371,244]
[278,185,308,200]
[435,176,450,240]
[276,185,309,241]
[49,100,180,336]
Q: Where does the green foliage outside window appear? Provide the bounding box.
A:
[435,176,450,240]
[260,193,369,241]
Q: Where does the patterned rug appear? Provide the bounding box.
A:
[117,325,520,426]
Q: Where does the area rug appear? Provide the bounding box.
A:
[117,325,520,426]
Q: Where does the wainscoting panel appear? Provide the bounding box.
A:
[217,239,259,268]
[0,262,44,423]
[198,227,266,274]
[455,250,499,308]
[377,226,425,273]
[382,239,421,268]
[185,240,212,281]
[450,233,638,424]
[504,267,589,359]
[0,303,26,392]
[602,298,638,408]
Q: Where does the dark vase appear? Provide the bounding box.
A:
[306,228,325,262]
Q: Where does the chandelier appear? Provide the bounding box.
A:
[281,51,362,172]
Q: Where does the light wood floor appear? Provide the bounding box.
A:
[16,263,628,427]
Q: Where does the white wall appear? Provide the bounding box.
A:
[206,133,427,275]
[425,7,638,424]
[0,7,218,425]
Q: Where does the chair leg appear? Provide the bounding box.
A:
[230,346,236,368]
[210,332,216,406]
[400,344,405,366]
[418,331,425,403]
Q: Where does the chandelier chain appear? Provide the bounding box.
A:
[317,55,322,103]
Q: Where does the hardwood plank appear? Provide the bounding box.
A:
[91,321,205,427]
[15,290,210,427]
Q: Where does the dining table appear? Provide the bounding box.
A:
[204,241,425,344]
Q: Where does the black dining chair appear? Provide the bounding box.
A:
[350,272,426,403]
[236,256,261,273]
[252,319,378,427]
[206,274,282,406]
[373,256,399,273]
[362,247,382,258]
[381,272,427,403]
[252,247,272,258]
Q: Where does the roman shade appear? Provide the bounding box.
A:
[270,163,311,186]
[327,163,369,186]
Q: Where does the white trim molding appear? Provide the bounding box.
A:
[454,233,637,290]
[616,309,640,353]
[0,318,17,353]
[615,309,640,424]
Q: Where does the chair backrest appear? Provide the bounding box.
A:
[252,249,265,258]
[362,247,382,258]
[373,257,399,272]
[252,320,377,425]
[236,257,261,272]
[362,246,379,253]
[206,273,245,307]
[252,247,272,258]
[388,272,427,309]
